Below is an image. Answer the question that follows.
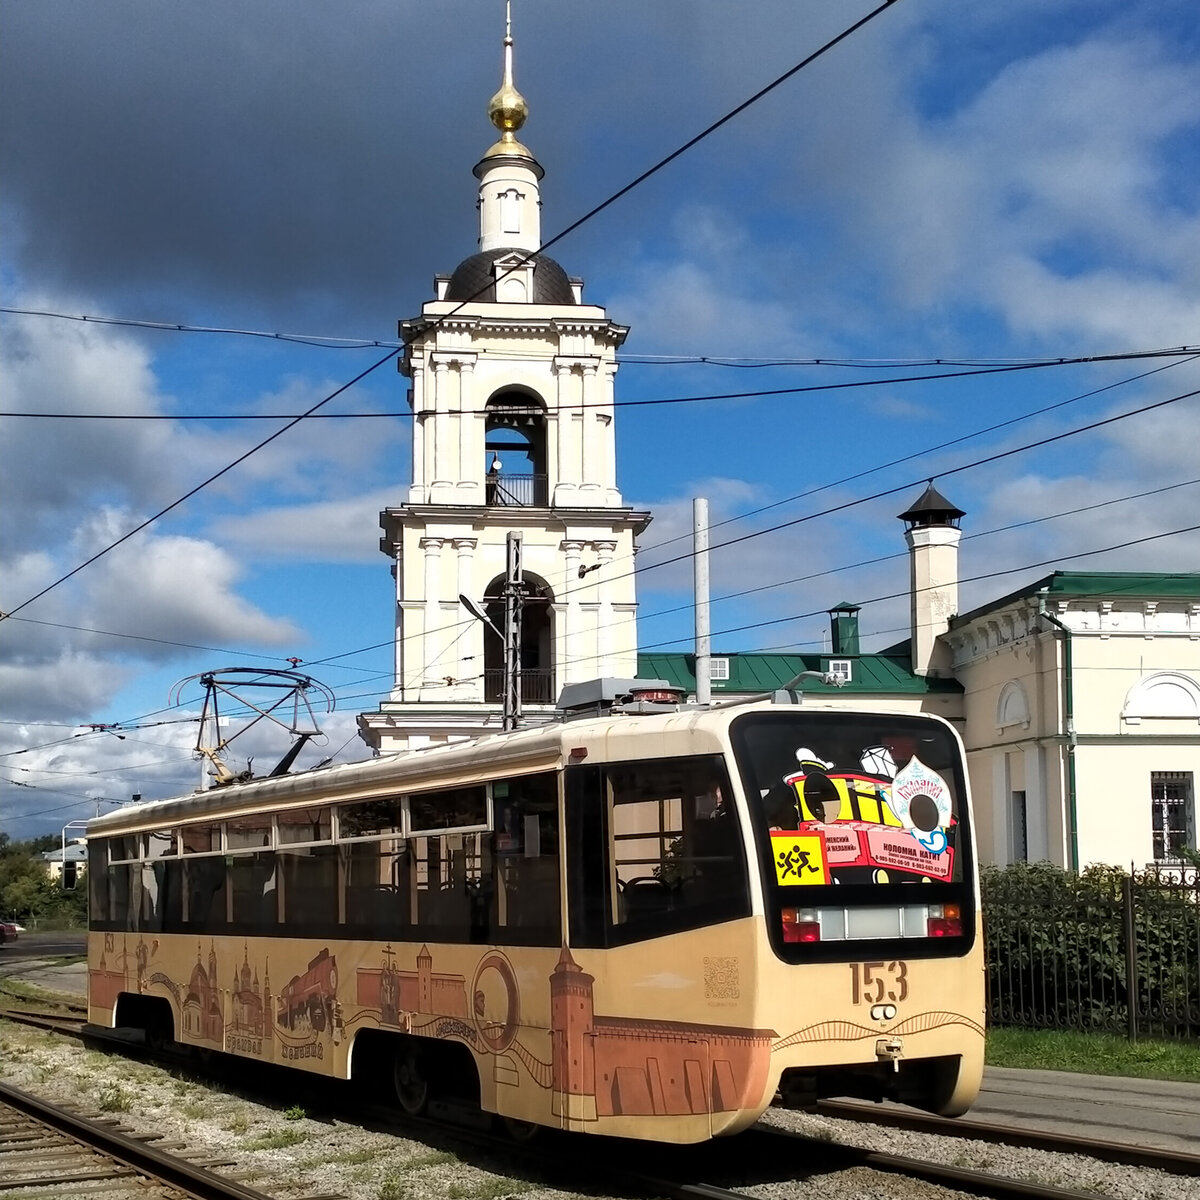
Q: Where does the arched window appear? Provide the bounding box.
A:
[996,680,1031,731]
[485,390,547,507]
[482,572,555,704]
[1122,671,1200,724]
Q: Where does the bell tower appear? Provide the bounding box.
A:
[359,9,651,752]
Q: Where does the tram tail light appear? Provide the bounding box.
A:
[782,907,820,943]
[926,902,962,937]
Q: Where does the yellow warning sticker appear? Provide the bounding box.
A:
[771,832,829,885]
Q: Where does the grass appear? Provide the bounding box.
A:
[96,1083,133,1112]
[986,1026,1200,1081]
[242,1127,309,1151]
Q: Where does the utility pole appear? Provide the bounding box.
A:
[694,498,711,704]
[502,531,523,731]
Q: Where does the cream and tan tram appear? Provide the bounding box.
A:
[86,698,985,1143]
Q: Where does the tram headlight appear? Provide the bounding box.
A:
[781,906,821,943]
[926,902,962,938]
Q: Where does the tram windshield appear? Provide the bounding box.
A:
[730,711,973,955]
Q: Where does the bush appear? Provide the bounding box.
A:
[982,861,1200,1038]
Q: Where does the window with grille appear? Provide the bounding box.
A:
[709,657,730,681]
[828,659,853,683]
[1151,771,1195,861]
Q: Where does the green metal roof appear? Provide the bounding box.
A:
[951,571,1200,627]
[638,652,961,696]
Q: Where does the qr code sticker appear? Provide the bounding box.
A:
[704,956,739,1000]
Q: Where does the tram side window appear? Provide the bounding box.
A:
[279,844,337,929]
[88,841,109,924]
[605,755,749,943]
[229,852,278,930]
[185,855,228,930]
[411,833,491,942]
[344,837,410,933]
[490,772,560,945]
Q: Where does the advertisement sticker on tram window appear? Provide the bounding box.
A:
[771,831,829,885]
[798,820,869,867]
[864,827,954,880]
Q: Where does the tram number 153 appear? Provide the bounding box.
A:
[849,960,908,1005]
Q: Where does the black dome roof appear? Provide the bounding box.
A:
[445,248,575,305]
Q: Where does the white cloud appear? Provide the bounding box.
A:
[212,487,398,563]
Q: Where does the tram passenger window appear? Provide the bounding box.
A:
[605,755,748,942]
[343,838,409,933]
[108,859,133,929]
[181,823,221,854]
[227,815,272,851]
[89,841,109,924]
[185,856,228,929]
[339,797,402,839]
[230,852,277,930]
[411,834,480,940]
[157,860,184,930]
[110,835,140,863]
[408,784,488,834]
[279,806,331,845]
[279,844,337,929]
[491,773,560,945]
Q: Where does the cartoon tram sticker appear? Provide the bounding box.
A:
[781,747,956,882]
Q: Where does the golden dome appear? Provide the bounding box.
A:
[483,4,531,158]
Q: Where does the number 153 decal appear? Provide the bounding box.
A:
[849,960,908,1004]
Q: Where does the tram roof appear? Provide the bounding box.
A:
[86,697,958,837]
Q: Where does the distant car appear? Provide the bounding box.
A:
[0,921,20,943]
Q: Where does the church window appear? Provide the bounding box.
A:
[499,187,522,234]
[485,391,547,506]
[1151,771,1195,862]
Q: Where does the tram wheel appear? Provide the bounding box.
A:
[500,1116,540,1143]
[393,1046,429,1116]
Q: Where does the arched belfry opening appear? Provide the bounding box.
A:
[482,571,554,703]
[485,390,547,506]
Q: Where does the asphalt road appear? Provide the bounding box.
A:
[0,930,86,960]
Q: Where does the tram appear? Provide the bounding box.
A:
[85,688,985,1142]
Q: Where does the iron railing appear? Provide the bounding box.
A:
[483,668,555,705]
[486,473,548,507]
[983,864,1200,1039]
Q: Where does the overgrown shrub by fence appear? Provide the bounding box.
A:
[982,861,1200,1040]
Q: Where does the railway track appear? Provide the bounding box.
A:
[0,1079,330,1200]
[3,1005,1195,1200]
[815,1097,1200,1176]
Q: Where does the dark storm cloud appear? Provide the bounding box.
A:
[0,1,841,330]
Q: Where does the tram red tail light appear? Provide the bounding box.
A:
[927,902,962,937]
[781,907,820,943]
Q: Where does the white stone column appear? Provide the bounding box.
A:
[579,363,600,496]
[1024,743,1048,862]
[409,360,426,503]
[601,361,619,504]
[560,540,584,683]
[553,360,578,503]
[457,360,476,495]
[594,541,616,677]
[420,537,444,694]
[430,361,451,498]
[453,538,477,696]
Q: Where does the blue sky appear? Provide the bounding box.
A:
[2,0,1198,838]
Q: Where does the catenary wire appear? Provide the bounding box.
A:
[4,347,1197,420]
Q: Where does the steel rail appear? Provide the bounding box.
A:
[815,1098,1200,1176]
[0,1080,282,1200]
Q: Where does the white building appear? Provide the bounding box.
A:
[356,22,1199,872]
[358,23,649,753]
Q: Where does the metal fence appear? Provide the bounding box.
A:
[983,864,1200,1040]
